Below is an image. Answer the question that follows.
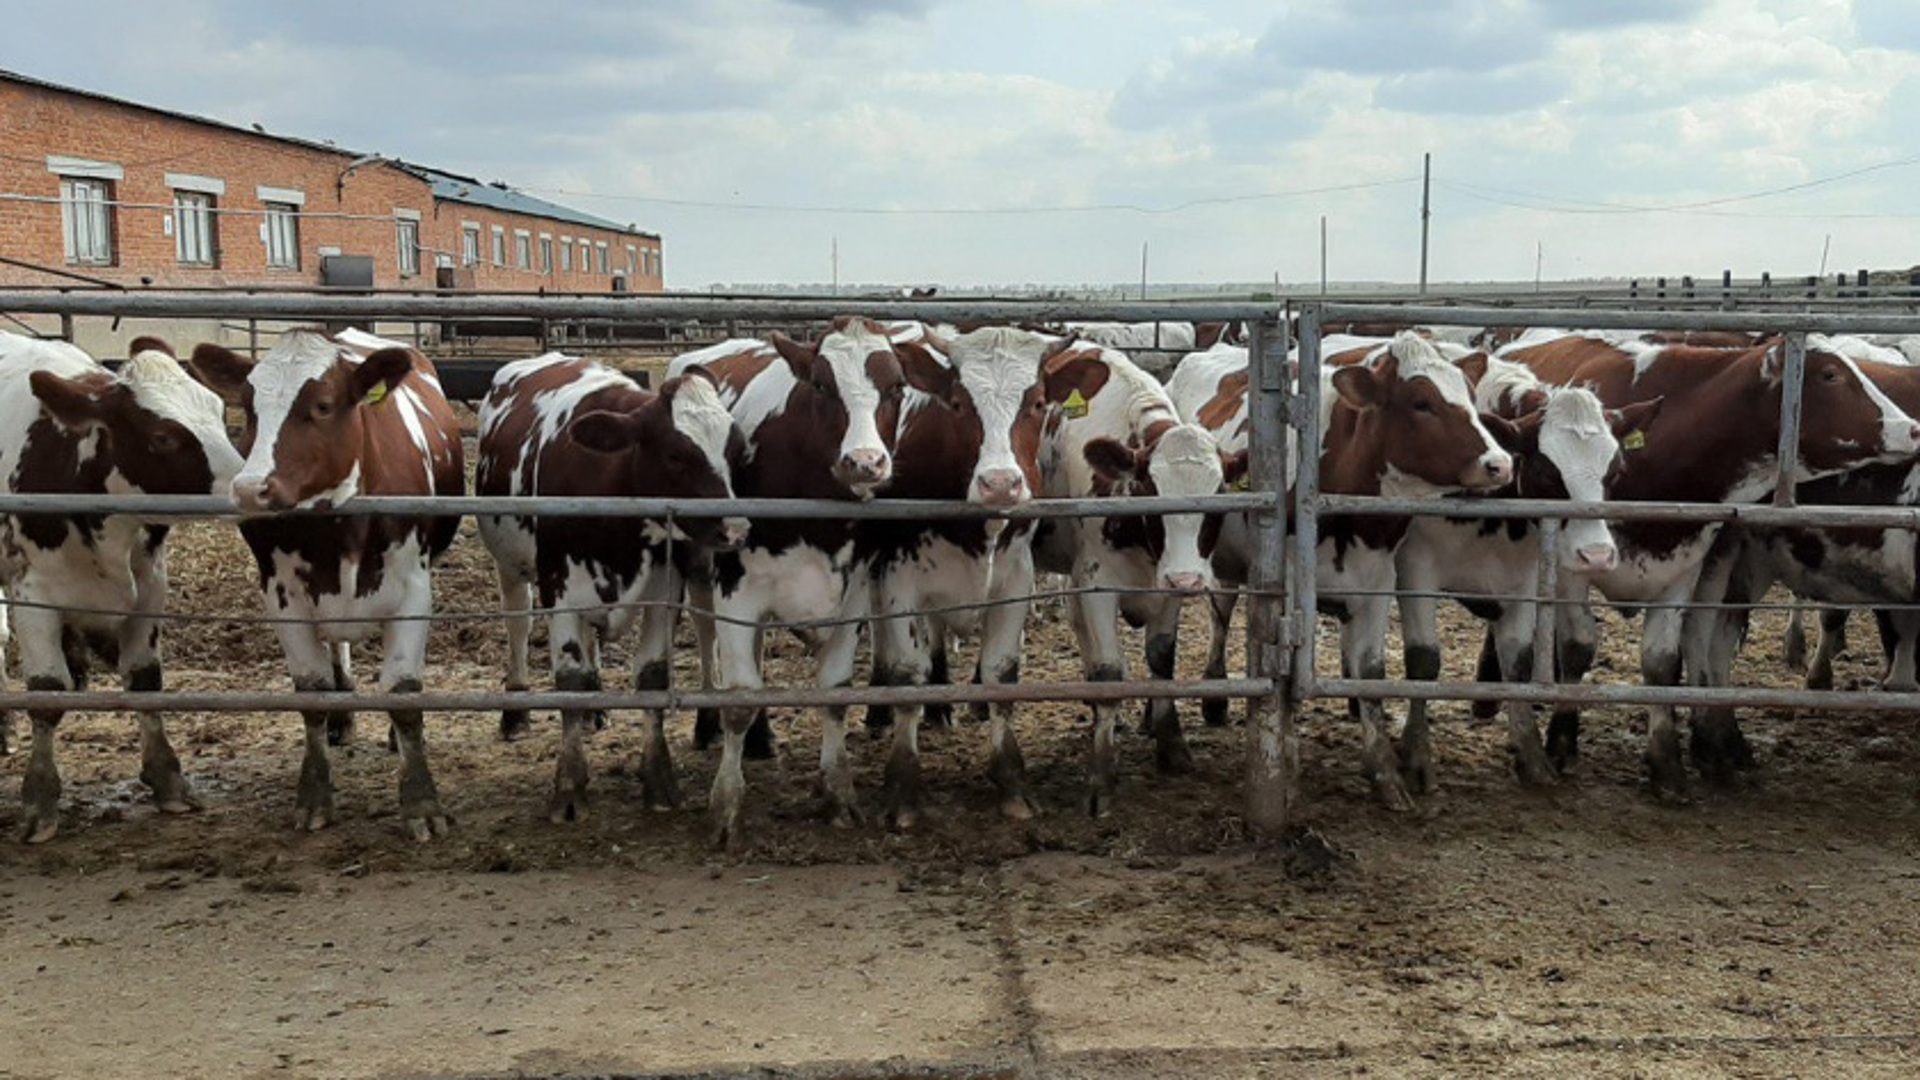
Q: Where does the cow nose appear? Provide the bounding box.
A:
[231,475,290,513]
[720,517,750,549]
[1479,452,1512,487]
[1162,571,1208,594]
[838,448,891,485]
[973,469,1027,507]
[1573,543,1618,573]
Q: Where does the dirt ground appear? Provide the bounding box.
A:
[4,510,1920,1078]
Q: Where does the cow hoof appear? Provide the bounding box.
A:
[1399,755,1435,797]
[155,793,202,815]
[1645,736,1691,804]
[548,791,589,825]
[326,713,355,747]
[641,766,681,812]
[1511,742,1557,789]
[1200,698,1231,728]
[1372,772,1417,813]
[1000,792,1040,821]
[1546,714,1581,775]
[20,811,59,845]
[499,710,532,742]
[711,811,746,853]
[405,808,452,843]
[1804,667,1834,691]
[1085,784,1115,819]
[885,801,920,832]
[1883,678,1920,694]
[295,803,333,833]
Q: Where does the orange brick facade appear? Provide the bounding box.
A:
[0,75,663,293]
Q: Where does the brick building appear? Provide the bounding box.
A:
[0,69,662,294]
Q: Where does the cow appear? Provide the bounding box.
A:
[476,352,747,821]
[0,333,243,843]
[666,318,909,848]
[1168,333,1514,810]
[1029,340,1249,815]
[187,328,465,841]
[1500,331,1920,796]
[859,326,1057,825]
[1391,354,1661,791]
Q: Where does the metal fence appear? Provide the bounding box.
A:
[0,289,1305,834]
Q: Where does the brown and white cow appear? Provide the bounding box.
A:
[666,318,910,848]
[189,329,465,841]
[1030,340,1249,815]
[1499,331,1920,796]
[858,326,1058,826]
[0,332,242,842]
[476,352,746,821]
[1169,333,1514,810]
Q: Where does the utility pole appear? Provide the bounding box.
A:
[1140,241,1149,300]
[1320,215,1328,295]
[1534,240,1543,292]
[1418,152,1431,295]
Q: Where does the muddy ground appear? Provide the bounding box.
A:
[3,504,1920,1077]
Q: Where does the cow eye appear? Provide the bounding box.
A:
[312,400,335,419]
[1412,399,1433,415]
[151,431,181,454]
[1821,367,1841,384]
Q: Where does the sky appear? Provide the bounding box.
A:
[8,0,1920,290]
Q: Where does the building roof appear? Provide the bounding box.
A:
[392,162,653,239]
[1,68,654,240]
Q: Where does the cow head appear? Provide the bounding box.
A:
[1501,390,1663,574]
[566,370,750,550]
[771,316,906,498]
[1789,339,1920,475]
[939,328,1062,508]
[188,329,413,512]
[26,338,243,502]
[1331,333,1513,496]
[1085,423,1234,593]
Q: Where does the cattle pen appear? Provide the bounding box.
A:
[8,289,1920,1079]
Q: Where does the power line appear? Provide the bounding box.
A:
[1435,156,1920,220]
[510,176,1422,217]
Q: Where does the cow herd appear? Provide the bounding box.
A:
[1,318,1917,848]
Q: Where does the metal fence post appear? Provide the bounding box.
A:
[1244,309,1297,838]
[1290,304,1323,698]
[1771,332,1808,508]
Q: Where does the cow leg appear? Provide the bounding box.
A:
[547,610,598,824]
[1343,597,1415,812]
[1491,603,1551,787]
[980,545,1037,818]
[1879,609,1920,693]
[865,617,896,735]
[1687,543,1757,787]
[120,580,197,815]
[1142,597,1193,775]
[689,574,726,750]
[1072,588,1126,817]
[14,606,71,843]
[498,569,534,741]
[1782,601,1809,670]
[1546,586,1598,773]
[708,613,766,850]
[1641,576,1700,801]
[1471,630,1502,720]
[875,613,929,830]
[1807,608,1848,690]
[924,622,954,730]
[381,598,448,842]
[632,573,681,811]
[816,620,867,829]
[1201,591,1238,727]
[274,620,339,834]
[1394,568,1442,795]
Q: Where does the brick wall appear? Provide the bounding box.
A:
[0,78,664,293]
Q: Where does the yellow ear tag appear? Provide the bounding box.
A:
[363,383,389,407]
[1622,429,1646,451]
[1062,389,1089,419]
[1231,473,1251,492]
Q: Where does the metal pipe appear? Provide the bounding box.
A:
[1316,677,1920,714]
[1771,332,1808,508]
[0,491,1276,520]
[1290,303,1324,699]
[1244,313,1297,837]
[0,290,1276,324]
[1316,495,1920,529]
[1531,518,1559,687]
[0,678,1273,714]
[1317,303,1920,335]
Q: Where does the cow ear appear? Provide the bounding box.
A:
[30,371,127,433]
[771,332,816,380]
[1611,396,1664,438]
[1083,437,1140,485]
[349,347,415,406]
[1330,364,1385,410]
[568,410,642,454]
[1760,340,1785,383]
[128,335,175,358]
[1220,449,1251,491]
[1455,350,1489,388]
[1478,412,1528,454]
[188,343,255,404]
[676,364,720,392]
[900,345,955,400]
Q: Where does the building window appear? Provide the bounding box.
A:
[173,191,218,266]
[514,231,531,270]
[540,236,553,273]
[579,240,591,271]
[560,237,572,272]
[60,177,115,266]
[462,225,481,267]
[593,242,606,275]
[491,226,506,266]
[396,218,420,277]
[263,202,300,270]
[626,244,637,276]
